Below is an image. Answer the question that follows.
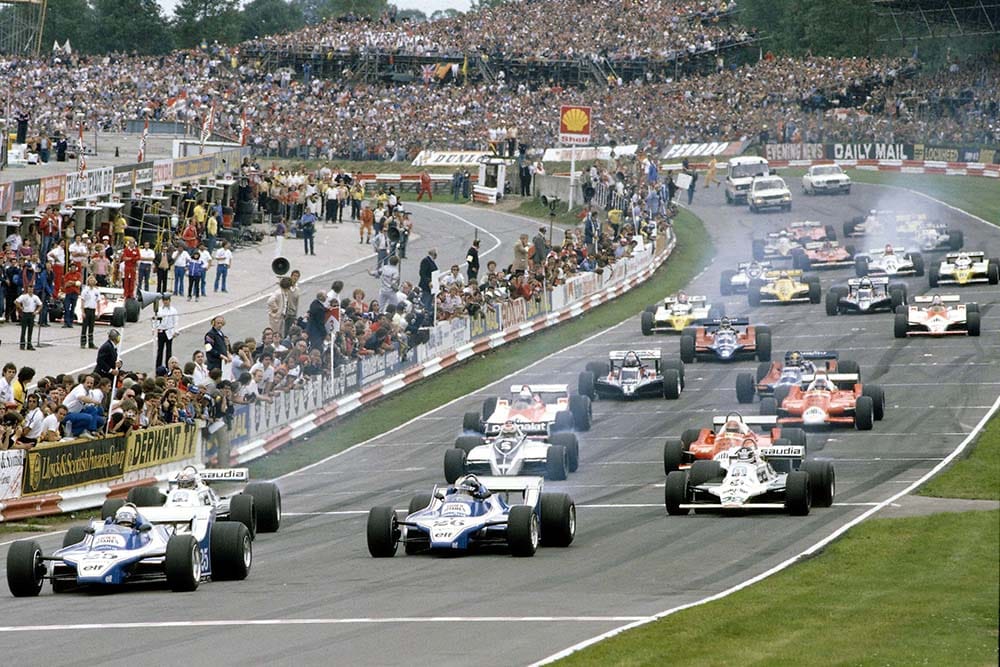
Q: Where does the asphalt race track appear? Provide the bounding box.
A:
[2,181,997,666]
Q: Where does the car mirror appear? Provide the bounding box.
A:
[84,526,95,535]
[139,524,152,533]
[434,490,445,501]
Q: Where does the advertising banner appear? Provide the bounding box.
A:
[469,303,503,338]
[65,166,115,201]
[113,166,135,191]
[173,155,216,181]
[14,178,39,209]
[0,449,23,501]
[559,106,592,146]
[124,423,197,473]
[417,318,472,363]
[39,175,66,207]
[764,143,826,161]
[22,436,127,496]
[411,150,491,167]
[0,182,13,215]
[153,159,173,187]
[542,145,638,162]
[912,144,997,164]
[249,376,332,438]
[661,142,744,160]
[827,143,912,160]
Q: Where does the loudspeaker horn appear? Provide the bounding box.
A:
[137,290,168,309]
[272,257,290,275]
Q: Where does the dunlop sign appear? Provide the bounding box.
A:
[23,436,127,495]
[124,423,197,472]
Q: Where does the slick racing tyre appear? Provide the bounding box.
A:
[785,470,812,516]
[462,411,483,432]
[127,485,165,507]
[366,507,400,558]
[540,492,576,547]
[664,471,690,516]
[444,448,467,484]
[165,534,201,592]
[736,372,756,404]
[550,432,580,473]
[569,394,592,431]
[507,506,539,557]
[663,438,685,475]
[455,435,483,454]
[545,445,569,481]
[210,522,252,581]
[229,494,257,540]
[801,460,835,508]
[7,540,45,597]
[244,482,282,533]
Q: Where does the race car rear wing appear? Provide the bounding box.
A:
[609,350,661,361]
[784,350,838,361]
[475,476,544,493]
[789,221,822,229]
[847,276,890,287]
[737,261,772,270]
[198,468,249,484]
[944,251,985,261]
[763,269,804,279]
[508,383,569,395]
[712,415,778,428]
[913,295,961,304]
[758,445,805,460]
[137,507,203,525]
[663,295,707,305]
[860,247,907,258]
[803,241,841,250]
[702,318,751,330]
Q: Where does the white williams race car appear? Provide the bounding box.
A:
[928,252,999,287]
[748,176,792,213]
[664,443,835,516]
[641,293,724,334]
[895,295,980,337]
[855,245,924,277]
[801,164,851,195]
[447,422,580,482]
[720,261,771,295]
[108,467,282,538]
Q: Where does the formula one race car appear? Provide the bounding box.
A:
[928,251,1000,287]
[663,413,807,476]
[74,286,141,328]
[578,349,685,400]
[748,269,821,306]
[855,245,924,277]
[801,164,852,195]
[792,241,856,270]
[111,466,283,538]
[783,220,838,243]
[895,218,963,253]
[447,422,579,482]
[826,276,907,316]
[752,231,804,262]
[465,383,591,435]
[736,350,858,404]
[748,175,792,213]
[720,261,771,295]
[894,294,980,337]
[641,293,724,335]
[680,318,771,363]
[6,502,252,596]
[664,442,834,516]
[761,371,885,430]
[366,474,575,558]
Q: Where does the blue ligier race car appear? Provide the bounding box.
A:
[366,474,575,558]
[6,502,252,597]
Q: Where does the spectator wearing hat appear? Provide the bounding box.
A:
[154,294,179,369]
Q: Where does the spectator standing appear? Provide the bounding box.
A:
[80,275,100,349]
[154,245,172,294]
[300,210,317,255]
[61,263,82,327]
[418,248,438,313]
[203,316,230,372]
[466,239,481,282]
[267,277,291,336]
[375,255,401,308]
[14,283,41,350]
[138,242,155,292]
[306,291,327,351]
[172,245,189,295]
[95,329,121,379]
[513,234,530,274]
[213,241,233,292]
[154,294,179,369]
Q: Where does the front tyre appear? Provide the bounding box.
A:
[366,507,400,558]
[165,534,201,592]
[507,506,539,557]
[7,540,45,597]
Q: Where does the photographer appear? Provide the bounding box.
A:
[108,398,139,435]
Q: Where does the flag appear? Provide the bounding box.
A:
[462,55,468,83]
[199,101,215,155]
[166,90,187,116]
[137,116,148,163]
[77,123,86,173]
[421,64,435,84]
[239,108,250,146]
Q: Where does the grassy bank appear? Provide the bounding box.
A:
[558,510,999,667]
[918,412,1000,501]
[248,209,712,479]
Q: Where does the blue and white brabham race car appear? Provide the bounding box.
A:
[6,502,252,596]
[366,475,575,558]
[110,466,283,539]
[448,422,580,483]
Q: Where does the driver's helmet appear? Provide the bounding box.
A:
[931,294,943,306]
[955,253,971,266]
[676,291,688,304]
[177,466,199,489]
[778,270,789,279]
[787,351,803,366]
[884,244,894,255]
[455,474,484,497]
[810,373,831,391]
[719,317,733,330]
[114,503,139,529]
[499,420,518,438]
[748,261,760,271]
[518,386,532,401]
[859,277,873,291]
[737,438,757,460]
[724,417,744,434]
[623,351,641,368]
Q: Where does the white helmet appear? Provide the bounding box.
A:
[114,503,139,529]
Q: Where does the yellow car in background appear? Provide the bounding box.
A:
[748,270,821,306]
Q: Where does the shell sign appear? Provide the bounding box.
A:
[559,105,592,145]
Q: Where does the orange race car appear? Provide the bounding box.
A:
[679,317,771,363]
[761,371,885,430]
[663,413,806,475]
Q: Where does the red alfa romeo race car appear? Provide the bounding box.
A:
[663,413,806,475]
[792,241,856,271]
[761,371,885,430]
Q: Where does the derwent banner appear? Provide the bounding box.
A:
[22,436,127,495]
[124,422,197,473]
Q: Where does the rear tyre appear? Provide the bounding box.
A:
[988,261,1000,285]
[443,448,467,484]
[210,522,252,581]
[747,282,762,307]
[164,534,201,592]
[808,280,821,304]
[792,249,810,271]
[825,287,844,316]
[664,471,690,516]
[752,239,765,260]
[785,470,812,516]
[736,373,756,404]
[244,482,282,533]
[455,435,483,454]
[6,540,45,597]
[863,384,886,421]
[127,485,164,507]
[101,498,125,520]
[680,335,696,364]
[662,369,681,399]
[228,494,257,540]
[124,298,141,323]
[663,438,685,475]
[854,256,869,277]
[928,265,940,288]
[110,307,126,328]
[968,310,981,336]
[462,411,483,432]
[894,312,908,338]
[756,332,772,362]
[585,361,610,378]
[854,396,874,430]
[569,394,592,431]
[948,230,963,251]
[63,526,89,548]
[910,252,924,277]
[552,410,574,433]
[773,384,791,408]
[550,432,580,473]
[801,460,836,508]
[545,445,568,481]
[760,397,777,416]
[366,507,399,558]
[681,428,703,446]
[640,311,654,336]
[824,224,837,240]
[756,362,773,383]
[577,371,595,399]
[540,493,576,547]
[662,359,686,389]
[836,360,860,378]
[689,460,724,486]
[507,506,539,557]
[779,428,807,450]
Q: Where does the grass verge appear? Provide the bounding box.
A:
[557,510,999,667]
[248,209,712,479]
[918,412,1000,501]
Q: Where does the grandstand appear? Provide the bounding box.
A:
[873,0,1000,40]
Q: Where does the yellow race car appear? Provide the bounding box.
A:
[748,270,821,306]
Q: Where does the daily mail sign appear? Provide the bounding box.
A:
[559,106,592,146]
